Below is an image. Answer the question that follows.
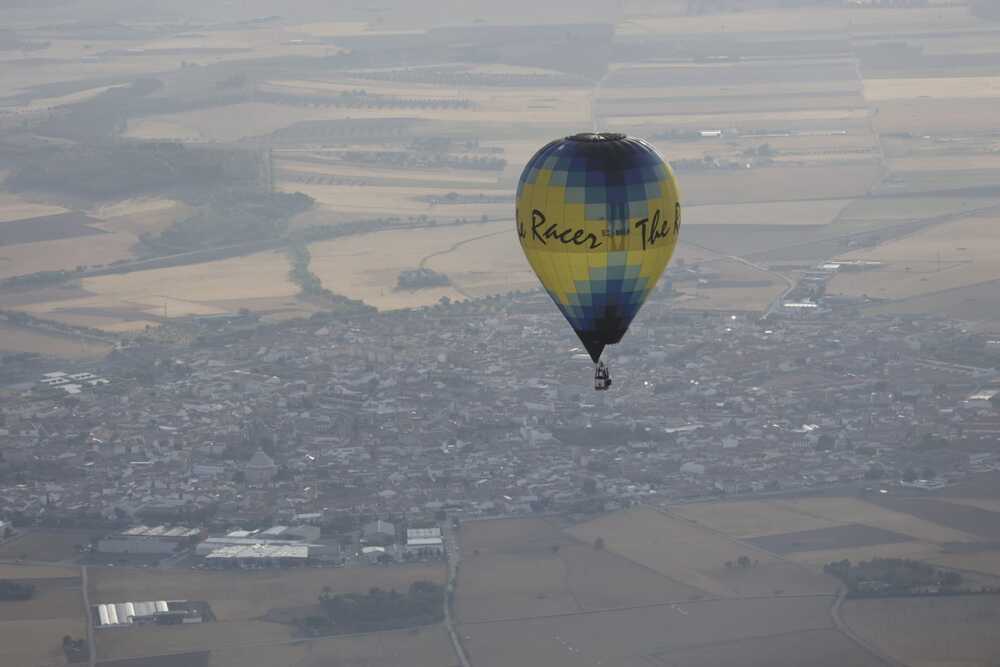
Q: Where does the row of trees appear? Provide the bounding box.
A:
[397,268,450,291]
[296,581,443,636]
[725,555,758,570]
[257,90,473,111]
[0,579,35,601]
[144,190,313,254]
[824,558,963,596]
[340,149,504,171]
[61,635,88,662]
[286,242,375,316]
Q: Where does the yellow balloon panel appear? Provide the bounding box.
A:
[515,134,681,361]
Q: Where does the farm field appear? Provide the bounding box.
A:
[941,498,1000,515]
[276,157,501,186]
[91,563,447,662]
[783,540,942,568]
[309,220,514,309]
[678,165,882,206]
[0,563,85,667]
[874,98,1000,136]
[208,625,456,667]
[89,563,446,622]
[0,529,97,562]
[928,551,1000,579]
[828,211,1000,302]
[843,596,1000,667]
[683,200,848,227]
[0,323,113,358]
[615,5,977,35]
[460,596,868,667]
[97,620,293,661]
[125,103,367,142]
[864,76,1000,101]
[420,228,538,299]
[567,506,835,597]
[665,495,989,569]
[308,219,785,312]
[649,628,882,667]
[0,618,88,667]
[15,250,301,331]
[125,78,593,144]
[0,211,105,246]
[456,499,998,666]
[670,500,842,539]
[0,564,81,579]
[771,497,975,545]
[0,191,68,223]
[889,155,1000,173]
[0,197,181,285]
[866,279,1000,328]
[276,180,511,218]
[607,108,870,129]
[0,231,138,281]
[748,524,910,555]
[672,258,788,313]
[455,518,703,623]
[97,651,210,667]
[0,576,83,622]
[596,91,866,117]
[837,197,1000,222]
[872,496,1000,542]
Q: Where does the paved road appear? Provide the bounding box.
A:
[442,523,471,667]
[81,565,96,667]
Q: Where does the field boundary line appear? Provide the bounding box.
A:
[830,587,908,667]
[90,623,453,663]
[456,592,835,627]
[643,626,851,663]
[865,274,1000,311]
[743,202,1000,265]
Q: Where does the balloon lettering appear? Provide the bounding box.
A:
[634,209,663,250]
[524,209,602,249]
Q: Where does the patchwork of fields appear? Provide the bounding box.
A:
[90,563,447,664]
[0,486,998,666]
[455,509,867,667]
[3,1,999,355]
[455,491,1000,666]
[0,564,86,667]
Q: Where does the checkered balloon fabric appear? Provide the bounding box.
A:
[516,133,681,362]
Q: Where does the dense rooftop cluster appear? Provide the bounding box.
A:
[1,292,998,530]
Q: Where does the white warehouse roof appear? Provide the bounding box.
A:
[205,545,309,560]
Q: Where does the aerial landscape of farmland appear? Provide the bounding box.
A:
[3,0,1000,665]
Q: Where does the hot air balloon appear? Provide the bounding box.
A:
[516,133,681,390]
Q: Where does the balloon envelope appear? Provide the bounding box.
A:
[516,133,681,362]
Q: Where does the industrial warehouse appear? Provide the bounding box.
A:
[195,525,335,567]
[97,525,204,555]
[94,600,210,628]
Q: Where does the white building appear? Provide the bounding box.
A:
[97,526,201,555]
[405,527,444,555]
[205,544,309,567]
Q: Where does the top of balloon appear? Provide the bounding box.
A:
[566,132,626,143]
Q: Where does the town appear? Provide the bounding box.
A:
[1,286,998,570]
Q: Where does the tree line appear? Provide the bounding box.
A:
[295,581,444,636]
[0,579,35,601]
[143,190,313,254]
[825,558,964,596]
